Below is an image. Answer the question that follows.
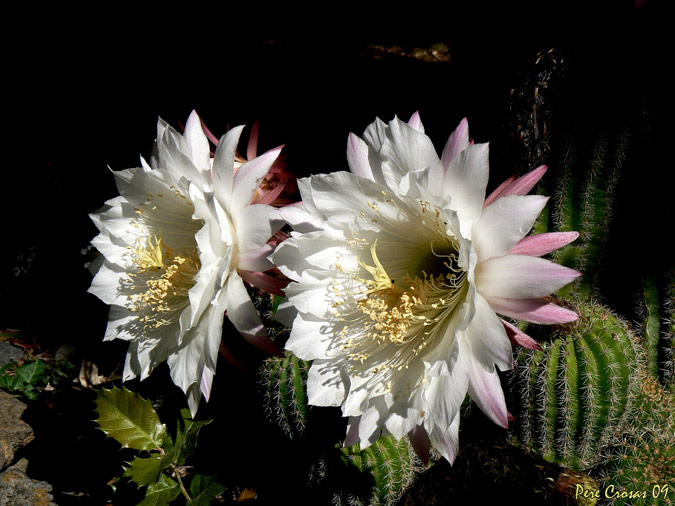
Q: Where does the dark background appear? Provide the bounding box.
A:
[1,2,672,503]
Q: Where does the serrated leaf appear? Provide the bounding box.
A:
[187,474,226,506]
[95,386,167,451]
[16,360,46,385]
[124,455,165,487]
[137,474,181,506]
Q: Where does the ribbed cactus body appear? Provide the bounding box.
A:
[509,300,642,470]
[258,351,310,439]
[596,374,675,505]
[330,436,422,506]
[637,271,675,385]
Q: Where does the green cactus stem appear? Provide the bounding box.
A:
[636,270,675,385]
[509,299,643,471]
[258,351,310,439]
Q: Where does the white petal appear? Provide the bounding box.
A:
[212,125,245,210]
[231,146,283,218]
[307,359,347,407]
[472,195,549,261]
[224,271,266,337]
[184,111,211,176]
[464,294,512,372]
[442,142,489,221]
[235,204,283,255]
[427,415,460,464]
[285,312,339,361]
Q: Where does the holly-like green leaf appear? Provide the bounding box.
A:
[187,473,226,506]
[95,386,168,451]
[123,454,165,487]
[15,360,46,385]
[137,473,181,506]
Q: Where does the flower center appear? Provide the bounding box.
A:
[334,226,467,378]
[127,235,200,329]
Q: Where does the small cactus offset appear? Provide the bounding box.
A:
[311,435,424,506]
[594,373,675,505]
[635,270,675,385]
[258,351,310,439]
[509,299,643,471]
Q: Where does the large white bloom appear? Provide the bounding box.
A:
[89,111,284,415]
[272,113,580,463]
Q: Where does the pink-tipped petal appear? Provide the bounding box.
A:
[441,117,470,170]
[347,133,374,181]
[508,412,516,422]
[476,255,582,299]
[200,366,214,402]
[499,165,547,197]
[467,361,509,429]
[500,319,541,350]
[483,174,517,207]
[487,295,579,324]
[247,121,260,160]
[409,425,431,466]
[407,111,425,133]
[239,269,288,296]
[508,231,580,256]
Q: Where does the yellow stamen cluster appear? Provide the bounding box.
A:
[334,235,467,378]
[127,235,200,329]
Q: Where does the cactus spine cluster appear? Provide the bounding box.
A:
[509,300,642,471]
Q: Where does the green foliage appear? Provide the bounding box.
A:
[94,386,223,506]
[95,386,168,451]
[0,358,76,400]
[509,300,643,471]
[259,351,310,439]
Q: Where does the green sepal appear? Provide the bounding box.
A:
[95,386,168,452]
